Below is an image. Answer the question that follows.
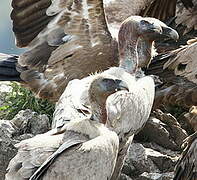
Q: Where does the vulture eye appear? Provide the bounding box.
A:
[101,78,115,87]
[140,20,150,26]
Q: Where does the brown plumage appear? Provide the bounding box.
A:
[3,0,178,102]
[140,0,194,22]
[174,132,197,180]
[146,39,197,109]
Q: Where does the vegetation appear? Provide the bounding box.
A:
[0,82,55,120]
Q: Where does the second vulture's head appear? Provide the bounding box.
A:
[118,16,179,44]
[88,75,129,123]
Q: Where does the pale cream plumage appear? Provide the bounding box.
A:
[6,75,131,180]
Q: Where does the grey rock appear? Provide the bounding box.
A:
[122,142,178,179]
[119,174,134,180]
[122,143,159,177]
[136,172,174,180]
[142,142,179,158]
[154,110,188,147]
[0,137,17,180]
[136,117,181,151]
[11,109,50,135]
[145,148,177,172]
[0,120,17,180]
[0,109,50,179]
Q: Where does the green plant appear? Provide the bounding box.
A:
[0,82,55,121]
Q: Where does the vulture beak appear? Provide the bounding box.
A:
[114,79,129,91]
[140,20,163,35]
[162,27,179,41]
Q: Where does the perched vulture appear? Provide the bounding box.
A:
[0,0,179,101]
[5,74,130,180]
[174,131,197,180]
[52,16,178,179]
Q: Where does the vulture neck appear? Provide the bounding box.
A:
[118,28,139,74]
[137,39,154,68]
[90,96,107,124]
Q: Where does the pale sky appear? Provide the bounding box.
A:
[0,0,23,54]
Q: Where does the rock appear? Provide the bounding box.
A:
[119,174,134,180]
[0,120,17,180]
[11,109,50,135]
[145,148,176,172]
[136,117,180,151]
[0,137,17,180]
[142,142,179,159]
[154,109,188,147]
[136,109,188,151]
[136,172,174,180]
[0,109,50,179]
[122,143,159,178]
[122,142,178,179]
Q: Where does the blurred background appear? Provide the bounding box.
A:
[0,0,24,54]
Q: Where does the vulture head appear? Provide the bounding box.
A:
[89,75,129,124]
[118,16,164,73]
[143,17,179,41]
[118,16,179,71]
[137,17,179,68]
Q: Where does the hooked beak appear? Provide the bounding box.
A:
[162,27,179,41]
[145,25,163,36]
[114,79,129,91]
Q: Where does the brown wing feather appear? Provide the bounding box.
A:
[20,0,118,101]
[176,1,197,34]
[146,39,197,109]
[174,132,197,180]
[140,0,177,21]
[11,0,54,47]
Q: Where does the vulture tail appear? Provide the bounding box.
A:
[0,54,22,81]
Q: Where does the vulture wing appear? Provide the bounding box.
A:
[11,0,54,48]
[5,130,89,180]
[12,0,118,101]
[174,132,197,180]
[146,39,197,108]
[140,0,177,21]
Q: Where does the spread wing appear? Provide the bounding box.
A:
[13,0,117,101]
[174,132,197,180]
[5,131,89,180]
[175,0,197,34]
[11,0,54,48]
[140,0,194,23]
[140,0,177,21]
[146,39,197,108]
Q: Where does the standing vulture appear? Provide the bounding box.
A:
[6,74,129,180]
[0,0,179,101]
[52,16,179,179]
